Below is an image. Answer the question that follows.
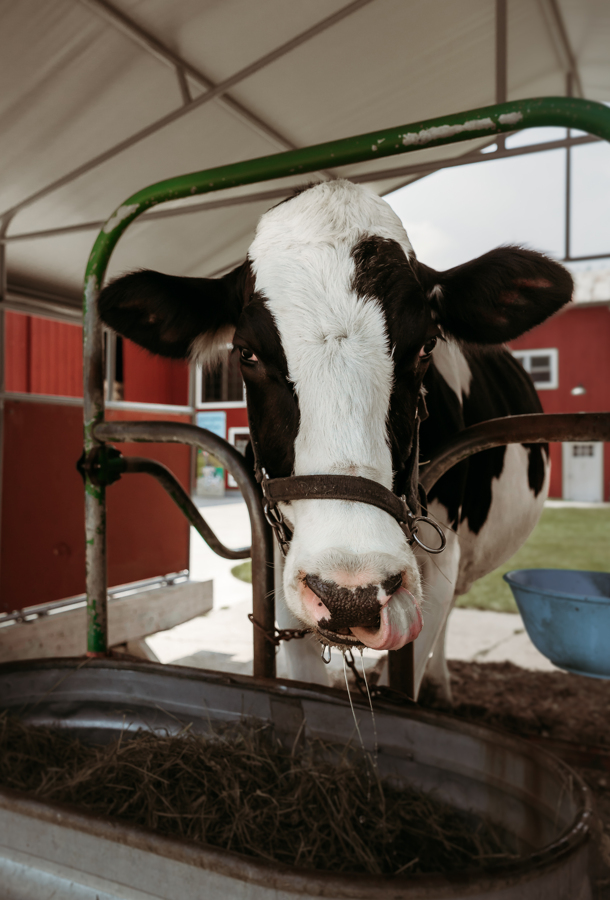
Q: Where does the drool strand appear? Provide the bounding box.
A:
[342,651,367,759]
[359,648,379,763]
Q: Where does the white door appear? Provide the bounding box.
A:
[562,442,604,502]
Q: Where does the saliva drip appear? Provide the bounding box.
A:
[342,650,367,758]
[359,647,379,762]
[321,643,332,665]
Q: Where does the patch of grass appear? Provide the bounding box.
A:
[231,560,252,583]
[456,507,610,614]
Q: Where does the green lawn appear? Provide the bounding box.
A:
[231,508,610,613]
[231,561,252,583]
[455,507,610,613]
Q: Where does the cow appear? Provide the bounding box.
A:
[99,180,572,700]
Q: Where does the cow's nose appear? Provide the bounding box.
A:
[304,572,402,630]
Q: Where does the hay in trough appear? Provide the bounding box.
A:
[0,711,518,876]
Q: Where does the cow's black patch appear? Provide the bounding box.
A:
[423,345,549,536]
[233,295,299,479]
[351,235,436,502]
[305,575,383,629]
[99,262,249,358]
[420,360,467,529]
[417,247,573,344]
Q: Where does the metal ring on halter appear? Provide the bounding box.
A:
[404,514,447,554]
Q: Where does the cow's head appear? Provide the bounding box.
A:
[99,181,572,652]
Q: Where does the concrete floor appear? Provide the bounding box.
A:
[147,496,561,678]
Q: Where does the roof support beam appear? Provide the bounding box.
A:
[536,0,584,98]
[495,0,508,149]
[78,0,301,152]
[496,0,508,104]
[1,0,374,224]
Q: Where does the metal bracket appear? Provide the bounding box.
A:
[76,444,124,487]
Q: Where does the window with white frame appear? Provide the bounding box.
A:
[196,346,245,407]
[512,348,558,390]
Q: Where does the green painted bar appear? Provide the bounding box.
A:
[83,96,610,654]
[85,97,610,291]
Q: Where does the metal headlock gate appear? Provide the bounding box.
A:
[82,96,610,695]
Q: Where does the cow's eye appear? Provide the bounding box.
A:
[419,337,437,358]
[240,348,258,364]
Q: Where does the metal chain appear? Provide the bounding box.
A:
[343,647,383,699]
[260,467,292,556]
[248,613,308,646]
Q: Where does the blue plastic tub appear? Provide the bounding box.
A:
[503,569,610,679]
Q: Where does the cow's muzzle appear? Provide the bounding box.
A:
[302,572,422,651]
[305,572,401,631]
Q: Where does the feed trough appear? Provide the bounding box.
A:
[0,659,593,900]
[504,569,610,679]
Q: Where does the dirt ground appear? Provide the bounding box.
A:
[419,661,610,899]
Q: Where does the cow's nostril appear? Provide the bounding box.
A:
[304,572,400,630]
[381,573,403,596]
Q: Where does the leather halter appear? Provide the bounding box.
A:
[248,396,446,558]
[259,468,446,558]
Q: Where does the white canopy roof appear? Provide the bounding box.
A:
[1,0,609,317]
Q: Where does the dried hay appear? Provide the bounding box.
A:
[0,711,518,876]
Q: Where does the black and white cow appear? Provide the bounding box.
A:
[99,181,572,699]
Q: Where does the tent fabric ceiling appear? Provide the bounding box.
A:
[1,0,608,309]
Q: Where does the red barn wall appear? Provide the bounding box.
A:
[5,311,83,396]
[2,312,193,613]
[509,304,610,500]
[123,339,189,406]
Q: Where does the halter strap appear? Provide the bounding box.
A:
[260,469,446,557]
[262,473,412,522]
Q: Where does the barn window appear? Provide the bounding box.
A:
[512,348,558,390]
[573,444,595,457]
[196,347,245,407]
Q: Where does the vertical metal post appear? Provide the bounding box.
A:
[388,644,414,699]
[0,225,7,588]
[83,276,108,654]
[252,511,276,679]
[188,361,197,573]
[565,72,573,261]
[495,0,508,150]
[104,329,116,402]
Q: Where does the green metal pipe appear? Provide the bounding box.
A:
[85,97,610,292]
[83,96,610,653]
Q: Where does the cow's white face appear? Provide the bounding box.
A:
[98,179,573,656]
[246,182,423,649]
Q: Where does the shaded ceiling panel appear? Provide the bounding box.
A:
[0,0,608,306]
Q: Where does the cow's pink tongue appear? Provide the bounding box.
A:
[350,588,422,651]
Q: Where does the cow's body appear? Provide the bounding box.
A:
[275,336,549,698]
[99,180,571,700]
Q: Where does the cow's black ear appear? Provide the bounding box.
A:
[420,247,572,344]
[98,261,250,364]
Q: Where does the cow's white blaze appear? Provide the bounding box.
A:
[249,181,422,647]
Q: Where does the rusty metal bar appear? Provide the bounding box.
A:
[83,276,108,655]
[121,456,250,560]
[387,644,414,699]
[94,421,275,679]
[420,412,610,493]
